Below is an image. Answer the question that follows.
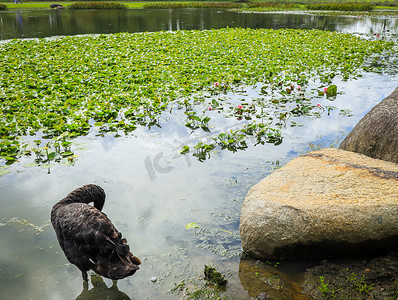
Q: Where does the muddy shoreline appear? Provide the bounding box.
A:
[239,252,398,299]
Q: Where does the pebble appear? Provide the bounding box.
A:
[151,277,157,283]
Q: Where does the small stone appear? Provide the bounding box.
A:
[151,276,157,283]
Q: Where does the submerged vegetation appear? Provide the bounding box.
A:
[204,265,228,287]
[0,28,395,165]
[170,266,229,299]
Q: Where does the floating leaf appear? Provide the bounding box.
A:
[61,151,74,157]
[23,162,39,168]
[185,222,200,229]
[0,169,11,176]
[339,109,353,116]
[41,163,55,169]
[290,122,304,127]
[326,84,337,97]
[180,146,190,154]
[0,28,394,165]
[47,152,57,160]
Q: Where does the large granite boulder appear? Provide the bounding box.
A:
[339,86,398,164]
[240,148,398,260]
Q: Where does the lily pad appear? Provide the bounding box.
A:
[0,169,11,176]
[61,151,74,157]
[339,109,353,116]
[40,163,55,169]
[23,162,40,168]
[0,28,395,165]
[326,84,337,97]
[185,222,200,229]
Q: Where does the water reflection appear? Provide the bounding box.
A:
[15,11,22,32]
[49,10,63,31]
[0,78,397,300]
[0,7,398,300]
[238,258,308,299]
[76,275,131,300]
[0,9,397,40]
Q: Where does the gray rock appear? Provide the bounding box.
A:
[339,86,398,164]
[240,148,398,260]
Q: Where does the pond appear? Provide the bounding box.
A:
[0,8,397,40]
[0,8,397,300]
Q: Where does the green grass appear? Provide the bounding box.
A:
[4,0,398,10]
[124,2,147,8]
[6,2,55,9]
[5,1,139,9]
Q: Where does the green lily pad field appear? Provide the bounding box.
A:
[0,28,395,165]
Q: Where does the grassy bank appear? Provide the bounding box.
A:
[68,1,128,8]
[3,0,398,10]
[4,1,146,9]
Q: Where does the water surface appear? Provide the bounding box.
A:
[0,9,397,300]
[1,73,397,299]
[0,9,397,40]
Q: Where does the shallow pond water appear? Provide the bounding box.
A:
[0,8,398,300]
[1,72,397,299]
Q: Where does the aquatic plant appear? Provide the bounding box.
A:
[306,3,375,11]
[0,4,7,11]
[68,2,127,9]
[143,2,243,9]
[0,28,395,165]
[204,265,228,287]
[171,280,229,300]
[246,2,301,11]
